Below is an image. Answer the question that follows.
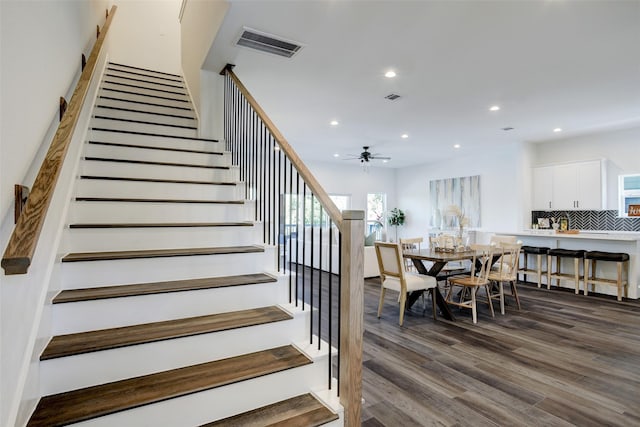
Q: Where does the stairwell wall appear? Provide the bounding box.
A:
[0,2,110,425]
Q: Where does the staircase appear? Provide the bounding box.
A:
[28,62,341,426]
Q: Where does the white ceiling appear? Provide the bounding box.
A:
[203,0,640,168]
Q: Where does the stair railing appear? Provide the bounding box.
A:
[221,65,363,426]
[1,6,117,275]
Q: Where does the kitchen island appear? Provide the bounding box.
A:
[496,230,640,299]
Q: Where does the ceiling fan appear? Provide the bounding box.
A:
[344,146,391,163]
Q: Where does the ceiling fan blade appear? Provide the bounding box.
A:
[370,156,391,160]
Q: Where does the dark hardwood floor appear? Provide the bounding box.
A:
[361,277,640,426]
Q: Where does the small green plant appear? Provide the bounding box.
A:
[388,208,405,241]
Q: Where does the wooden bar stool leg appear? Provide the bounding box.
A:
[583,258,590,296]
[536,254,542,288]
[547,255,552,290]
[573,257,580,294]
[617,261,623,302]
[523,252,528,283]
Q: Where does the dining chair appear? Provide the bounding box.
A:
[487,241,523,312]
[445,244,495,324]
[374,241,438,325]
[399,237,423,272]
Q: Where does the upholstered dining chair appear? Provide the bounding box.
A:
[446,244,495,324]
[374,241,438,326]
[487,241,523,312]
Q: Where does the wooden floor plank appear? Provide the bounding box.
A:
[201,393,338,427]
[41,306,291,360]
[61,245,263,262]
[28,345,311,427]
[53,273,275,303]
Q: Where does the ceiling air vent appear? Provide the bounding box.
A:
[236,27,303,58]
[502,127,514,131]
[385,94,401,101]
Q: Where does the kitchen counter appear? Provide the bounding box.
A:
[492,230,640,299]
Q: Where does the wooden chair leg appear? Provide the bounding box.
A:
[377,287,386,318]
[499,282,505,315]
[510,280,521,310]
[399,292,406,326]
[483,286,494,317]
[431,288,437,321]
[471,286,478,324]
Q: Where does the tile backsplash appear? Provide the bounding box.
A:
[531,210,640,232]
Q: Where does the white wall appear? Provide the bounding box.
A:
[0,3,110,425]
[180,0,228,121]
[109,0,182,74]
[532,125,640,209]
[395,143,528,243]
[306,159,396,214]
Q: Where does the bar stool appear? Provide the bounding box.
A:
[547,249,586,294]
[584,251,630,301]
[519,246,549,288]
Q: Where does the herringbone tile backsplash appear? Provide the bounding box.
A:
[531,210,640,232]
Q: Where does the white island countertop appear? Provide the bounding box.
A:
[504,230,640,242]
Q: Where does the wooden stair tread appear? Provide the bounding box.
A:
[53,273,277,303]
[69,221,252,229]
[90,127,218,142]
[41,306,292,360]
[80,175,236,186]
[83,156,230,169]
[28,345,311,427]
[202,393,338,427]
[62,245,264,263]
[75,197,244,204]
[87,140,223,155]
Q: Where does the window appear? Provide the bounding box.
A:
[367,193,386,238]
[619,174,640,217]
[329,194,351,212]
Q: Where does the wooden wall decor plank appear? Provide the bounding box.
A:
[1,5,117,275]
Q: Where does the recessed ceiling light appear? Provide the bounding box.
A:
[489,105,500,111]
[453,144,461,149]
[383,159,389,163]
[333,153,340,158]
[553,128,563,133]
[330,120,339,126]
[401,133,409,139]
[385,70,396,78]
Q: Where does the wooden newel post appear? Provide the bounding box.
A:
[339,210,364,426]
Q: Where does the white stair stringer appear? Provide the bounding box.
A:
[60,245,275,289]
[61,223,258,253]
[53,270,285,334]
[41,303,309,395]
[83,141,230,167]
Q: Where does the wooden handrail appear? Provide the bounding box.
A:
[223,67,343,230]
[2,6,117,275]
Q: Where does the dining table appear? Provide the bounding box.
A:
[402,248,477,321]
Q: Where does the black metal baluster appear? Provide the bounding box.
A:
[310,194,315,343]
[328,220,333,389]
[318,204,323,350]
[302,183,306,311]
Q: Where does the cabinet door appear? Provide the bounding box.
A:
[576,160,602,209]
[552,164,579,210]
[533,166,553,210]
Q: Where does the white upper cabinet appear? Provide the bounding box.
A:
[532,166,553,210]
[533,160,604,210]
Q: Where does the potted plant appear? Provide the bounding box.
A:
[388,208,405,242]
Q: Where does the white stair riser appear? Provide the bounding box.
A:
[80,160,238,182]
[88,129,222,151]
[96,96,196,119]
[75,179,243,202]
[102,75,187,94]
[69,200,252,223]
[61,225,259,252]
[99,88,191,109]
[93,106,196,128]
[41,313,307,394]
[101,82,190,102]
[60,247,276,289]
[53,276,286,332]
[83,143,230,167]
[91,117,198,138]
[107,65,184,84]
[71,355,330,427]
